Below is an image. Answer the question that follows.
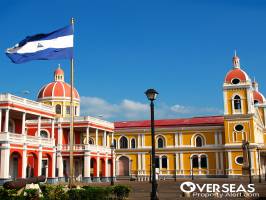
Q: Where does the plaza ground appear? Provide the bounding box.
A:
[86,178,266,200]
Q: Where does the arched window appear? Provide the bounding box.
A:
[162,156,167,168]
[88,137,94,145]
[55,104,61,114]
[131,138,136,149]
[40,130,48,138]
[157,137,164,148]
[201,155,208,168]
[192,155,199,168]
[233,95,241,110]
[195,136,204,147]
[120,136,128,149]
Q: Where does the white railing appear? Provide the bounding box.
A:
[60,116,114,129]
[0,132,54,147]
[0,93,55,114]
[61,144,112,153]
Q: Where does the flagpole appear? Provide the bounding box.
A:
[69,17,74,189]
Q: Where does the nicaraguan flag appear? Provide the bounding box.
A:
[6,25,73,63]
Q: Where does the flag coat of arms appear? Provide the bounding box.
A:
[6,25,73,63]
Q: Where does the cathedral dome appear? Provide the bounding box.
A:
[253,90,265,104]
[224,68,250,84]
[37,66,80,101]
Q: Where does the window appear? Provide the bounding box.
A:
[195,136,204,147]
[40,130,48,138]
[234,124,244,132]
[162,156,167,168]
[55,104,61,114]
[88,137,94,145]
[66,106,70,114]
[120,136,128,149]
[254,100,259,105]
[8,119,15,133]
[201,155,207,168]
[131,138,136,149]
[157,138,164,148]
[192,156,199,168]
[155,157,159,168]
[75,106,77,116]
[233,95,241,110]
[231,78,240,84]
[236,156,243,165]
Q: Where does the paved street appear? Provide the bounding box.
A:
[90,178,266,200]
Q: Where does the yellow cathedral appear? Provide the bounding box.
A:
[113,53,266,180]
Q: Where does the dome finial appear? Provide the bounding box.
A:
[54,65,64,82]
[232,50,240,68]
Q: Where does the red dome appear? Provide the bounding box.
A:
[225,68,250,83]
[54,68,64,76]
[37,81,80,100]
[253,90,265,103]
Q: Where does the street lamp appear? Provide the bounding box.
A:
[110,143,115,186]
[257,147,261,183]
[149,151,152,183]
[145,88,159,200]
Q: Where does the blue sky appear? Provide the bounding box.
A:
[1,0,266,121]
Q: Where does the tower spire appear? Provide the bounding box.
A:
[232,50,240,68]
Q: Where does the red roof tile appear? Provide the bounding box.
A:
[115,116,224,129]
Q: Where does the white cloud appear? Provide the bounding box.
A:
[80,96,223,121]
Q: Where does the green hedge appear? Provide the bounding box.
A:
[0,184,131,200]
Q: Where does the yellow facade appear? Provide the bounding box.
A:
[114,54,266,180]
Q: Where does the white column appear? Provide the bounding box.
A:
[58,126,63,148]
[38,146,42,176]
[220,152,224,174]
[228,151,232,174]
[141,134,145,147]
[174,133,178,147]
[219,132,222,145]
[175,153,179,174]
[0,143,10,179]
[0,109,2,132]
[180,153,184,174]
[57,153,63,177]
[111,132,114,144]
[137,153,141,171]
[21,112,26,135]
[214,132,218,145]
[52,149,56,177]
[37,116,41,137]
[251,150,255,174]
[96,156,100,177]
[84,151,91,177]
[223,91,228,115]
[51,119,55,139]
[95,129,98,146]
[142,153,146,171]
[179,132,182,146]
[137,134,141,148]
[22,144,27,178]
[105,156,108,177]
[215,152,219,174]
[103,131,107,146]
[113,156,116,177]
[4,109,9,133]
[198,156,202,175]
[159,155,162,173]
[107,133,110,147]
[86,127,90,144]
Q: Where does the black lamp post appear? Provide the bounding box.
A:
[149,150,152,183]
[110,143,115,186]
[190,156,194,180]
[145,88,159,200]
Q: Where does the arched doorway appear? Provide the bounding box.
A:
[9,152,22,179]
[27,153,38,177]
[118,156,129,176]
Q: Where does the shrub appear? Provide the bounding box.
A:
[81,186,113,200]
[40,185,67,200]
[113,185,131,200]
[24,189,39,200]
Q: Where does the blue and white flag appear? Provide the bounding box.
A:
[6,25,73,63]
